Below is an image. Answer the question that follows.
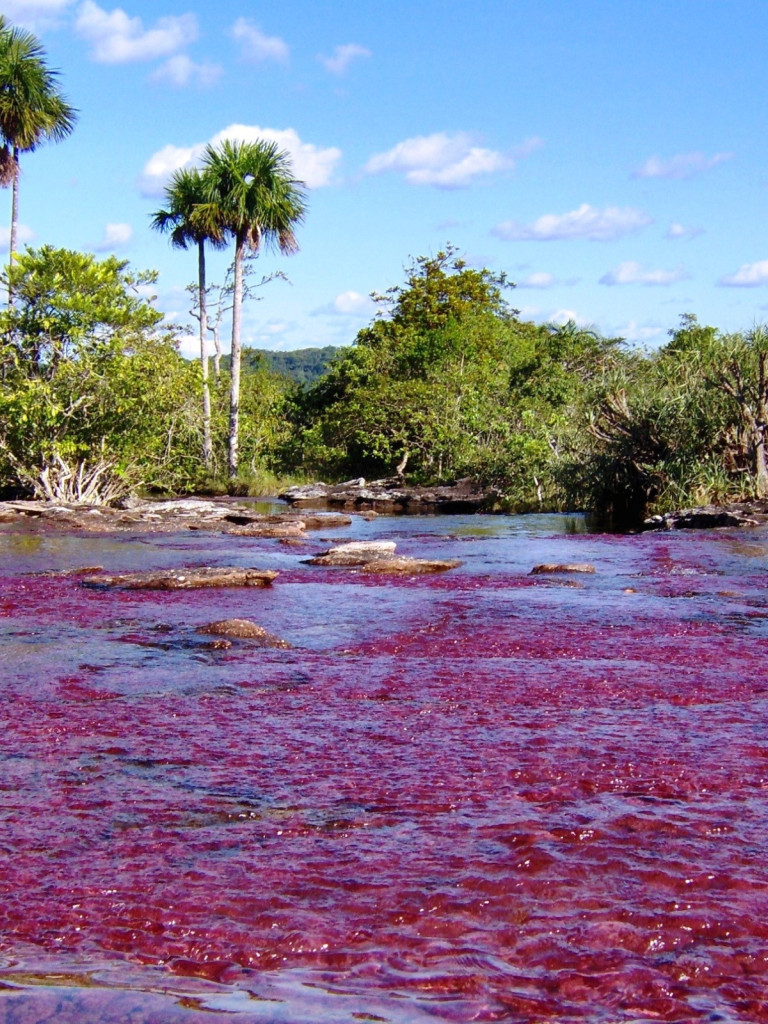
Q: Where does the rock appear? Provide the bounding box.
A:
[280,477,498,513]
[306,540,397,566]
[361,557,463,575]
[530,563,595,575]
[642,506,758,531]
[197,619,291,647]
[81,567,278,590]
[227,521,306,538]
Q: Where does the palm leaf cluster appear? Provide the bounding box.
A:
[151,138,307,477]
[0,16,77,295]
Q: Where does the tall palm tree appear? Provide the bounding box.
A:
[150,167,224,471]
[195,139,307,479]
[0,22,77,300]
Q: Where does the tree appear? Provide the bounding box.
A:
[0,247,199,499]
[195,139,306,479]
[151,167,224,470]
[0,22,77,299]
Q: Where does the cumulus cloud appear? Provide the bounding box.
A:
[494,204,652,242]
[599,261,689,286]
[319,43,371,74]
[666,221,704,241]
[231,18,289,63]
[615,321,665,343]
[718,260,768,287]
[151,54,222,87]
[548,309,591,327]
[75,1,198,63]
[0,224,34,252]
[365,132,535,188]
[139,124,341,195]
[93,222,132,251]
[1,0,75,29]
[312,290,376,316]
[632,151,732,180]
[516,271,558,289]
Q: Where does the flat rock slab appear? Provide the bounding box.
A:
[306,540,398,567]
[642,506,760,531]
[226,522,306,538]
[530,563,596,575]
[281,477,498,513]
[81,568,278,590]
[361,557,463,575]
[196,619,290,647]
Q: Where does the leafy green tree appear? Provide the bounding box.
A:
[0,22,77,294]
[0,247,199,498]
[194,139,307,479]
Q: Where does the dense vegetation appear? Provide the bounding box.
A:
[3,16,768,526]
[234,345,340,385]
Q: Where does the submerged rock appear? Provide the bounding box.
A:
[80,567,278,590]
[530,563,596,575]
[197,619,291,647]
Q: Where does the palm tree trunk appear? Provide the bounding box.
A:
[198,240,212,471]
[227,236,244,479]
[8,147,19,306]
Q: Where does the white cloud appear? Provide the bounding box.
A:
[719,259,768,287]
[615,321,665,343]
[494,204,653,242]
[231,18,289,63]
[93,222,132,251]
[666,221,704,241]
[313,290,375,316]
[548,309,591,327]
[75,1,198,63]
[319,43,371,74]
[632,151,732,180]
[365,132,526,188]
[517,271,558,289]
[1,0,74,29]
[140,124,341,195]
[0,224,34,252]
[599,261,689,286]
[151,54,222,87]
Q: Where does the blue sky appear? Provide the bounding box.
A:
[3,0,768,354]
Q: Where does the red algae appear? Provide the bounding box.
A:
[2,517,768,1021]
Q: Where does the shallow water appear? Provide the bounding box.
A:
[1,513,768,1022]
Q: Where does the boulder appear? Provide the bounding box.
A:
[196,619,290,648]
[81,567,278,590]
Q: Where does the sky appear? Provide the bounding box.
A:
[2,0,768,356]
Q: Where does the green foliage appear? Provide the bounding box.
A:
[286,248,622,510]
[237,345,341,385]
[0,246,200,497]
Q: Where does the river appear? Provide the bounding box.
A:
[1,510,767,1022]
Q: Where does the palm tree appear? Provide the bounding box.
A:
[0,22,77,300]
[195,139,307,479]
[150,167,224,471]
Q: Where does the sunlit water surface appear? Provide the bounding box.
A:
[1,511,768,1022]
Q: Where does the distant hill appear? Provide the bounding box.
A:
[228,346,342,385]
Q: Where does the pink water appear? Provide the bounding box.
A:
[1,514,768,1022]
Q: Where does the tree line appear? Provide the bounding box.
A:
[2,17,767,526]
